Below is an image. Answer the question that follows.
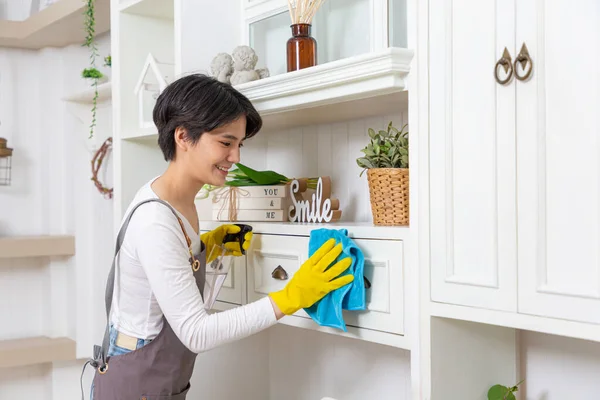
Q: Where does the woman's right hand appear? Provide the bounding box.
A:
[268,238,354,316]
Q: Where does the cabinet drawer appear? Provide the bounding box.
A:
[247,233,404,335]
[246,234,308,306]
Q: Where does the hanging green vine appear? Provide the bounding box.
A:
[83,0,100,139]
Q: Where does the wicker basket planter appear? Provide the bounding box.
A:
[366,168,409,226]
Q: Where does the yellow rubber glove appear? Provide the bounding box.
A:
[201,224,253,263]
[269,238,354,315]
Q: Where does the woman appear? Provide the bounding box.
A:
[86,74,353,399]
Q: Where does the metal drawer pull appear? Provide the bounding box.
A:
[494,47,514,85]
[514,43,533,81]
[271,265,289,280]
[363,276,371,289]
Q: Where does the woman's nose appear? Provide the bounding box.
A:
[228,147,240,164]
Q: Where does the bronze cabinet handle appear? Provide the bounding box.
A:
[514,43,533,81]
[494,47,514,85]
[271,265,289,280]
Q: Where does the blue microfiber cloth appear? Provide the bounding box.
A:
[304,228,366,331]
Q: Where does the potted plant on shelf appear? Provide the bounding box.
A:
[356,121,409,226]
[81,67,107,85]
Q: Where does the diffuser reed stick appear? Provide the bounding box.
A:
[287,0,326,24]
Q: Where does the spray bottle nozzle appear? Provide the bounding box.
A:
[222,224,253,255]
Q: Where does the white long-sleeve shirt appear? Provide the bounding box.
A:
[109,178,277,353]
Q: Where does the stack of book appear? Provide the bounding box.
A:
[211,184,291,222]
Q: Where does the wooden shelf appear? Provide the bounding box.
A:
[62,81,112,104]
[235,47,413,131]
[198,219,409,241]
[0,235,75,259]
[0,0,111,50]
[0,336,76,368]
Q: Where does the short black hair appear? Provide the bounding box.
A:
[153,73,262,161]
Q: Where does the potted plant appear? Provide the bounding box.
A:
[81,67,107,85]
[356,121,409,226]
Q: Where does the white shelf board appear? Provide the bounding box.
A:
[277,314,409,350]
[119,47,413,141]
[234,46,413,131]
[119,0,174,19]
[210,301,409,349]
[198,219,409,241]
[430,301,600,345]
[0,0,110,49]
[0,336,76,368]
[62,81,112,104]
[0,235,75,259]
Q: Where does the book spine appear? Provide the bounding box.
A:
[212,197,289,210]
[212,209,288,222]
[217,185,289,198]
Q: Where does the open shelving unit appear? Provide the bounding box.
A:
[0,0,111,49]
[109,1,416,399]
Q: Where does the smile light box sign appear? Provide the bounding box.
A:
[288,176,342,223]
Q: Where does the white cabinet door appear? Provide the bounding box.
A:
[429,0,518,311]
[516,0,600,323]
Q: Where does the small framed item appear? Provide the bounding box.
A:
[0,137,12,186]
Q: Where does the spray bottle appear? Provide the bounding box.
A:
[203,224,253,310]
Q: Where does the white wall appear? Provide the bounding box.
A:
[0,31,114,399]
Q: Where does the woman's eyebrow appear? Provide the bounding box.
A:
[220,134,241,141]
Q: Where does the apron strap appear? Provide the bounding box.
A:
[90,198,197,373]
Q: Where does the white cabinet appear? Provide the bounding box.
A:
[516,0,600,324]
[204,226,406,342]
[429,0,518,312]
[429,0,600,325]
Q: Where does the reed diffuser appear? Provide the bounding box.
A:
[286,0,326,72]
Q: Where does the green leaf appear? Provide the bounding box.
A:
[368,128,377,139]
[401,155,409,167]
[487,385,510,400]
[233,163,288,185]
[357,157,374,169]
[226,178,262,187]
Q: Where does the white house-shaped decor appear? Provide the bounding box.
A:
[133,53,174,129]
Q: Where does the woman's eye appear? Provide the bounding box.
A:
[220,142,231,147]
[239,142,244,148]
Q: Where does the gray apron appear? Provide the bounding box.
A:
[86,198,206,400]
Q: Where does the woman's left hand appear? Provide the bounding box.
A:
[201,224,253,262]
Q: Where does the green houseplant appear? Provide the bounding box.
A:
[356,121,409,226]
[488,379,524,400]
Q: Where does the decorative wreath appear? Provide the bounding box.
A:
[91,137,113,199]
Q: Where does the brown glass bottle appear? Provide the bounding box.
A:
[286,23,317,72]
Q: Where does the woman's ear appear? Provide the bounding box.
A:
[174,127,189,153]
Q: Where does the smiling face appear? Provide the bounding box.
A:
[173,116,246,187]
